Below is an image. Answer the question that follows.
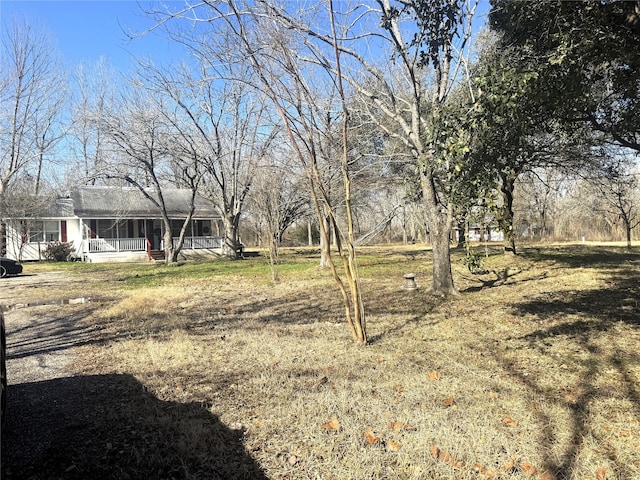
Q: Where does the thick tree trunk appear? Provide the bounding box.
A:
[420,164,457,296]
[222,213,241,259]
[163,224,175,264]
[431,227,456,295]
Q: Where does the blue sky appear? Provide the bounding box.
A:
[1,0,184,71]
[2,1,491,74]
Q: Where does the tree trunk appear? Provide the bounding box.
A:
[222,213,240,259]
[431,228,456,295]
[499,171,517,255]
[456,217,466,249]
[319,209,331,268]
[624,216,632,249]
[0,222,6,257]
[163,223,176,264]
[420,164,457,296]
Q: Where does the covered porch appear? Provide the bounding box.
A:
[81,218,223,262]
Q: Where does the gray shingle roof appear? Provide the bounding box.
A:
[70,186,218,219]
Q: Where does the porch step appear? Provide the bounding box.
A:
[149,250,165,261]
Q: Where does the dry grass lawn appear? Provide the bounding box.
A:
[10,244,640,479]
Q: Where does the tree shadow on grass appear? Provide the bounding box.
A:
[520,244,640,269]
[513,270,638,328]
[1,373,268,480]
[498,264,640,479]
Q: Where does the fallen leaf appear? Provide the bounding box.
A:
[443,396,455,407]
[431,445,440,459]
[404,422,415,431]
[619,429,631,436]
[564,393,578,403]
[530,401,540,411]
[503,416,519,427]
[540,470,556,480]
[489,391,499,399]
[364,427,381,445]
[428,370,441,381]
[287,455,298,466]
[472,463,485,473]
[438,450,452,463]
[483,469,497,479]
[387,421,403,432]
[596,467,607,480]
[503,457,516,472]
[520,461,538,475]
[321,417,340,431]
[386,440,402,452]
[395,385,404,392]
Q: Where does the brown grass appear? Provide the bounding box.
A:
[21,245,640,479]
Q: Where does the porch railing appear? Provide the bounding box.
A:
[88,238,147,253]
[87,236,223,253]
[177,236,223,249]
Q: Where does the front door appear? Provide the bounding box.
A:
[145,220,161,250]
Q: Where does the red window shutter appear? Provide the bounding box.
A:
[61,220,67,242]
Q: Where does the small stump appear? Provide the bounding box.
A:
[402,273,418,290]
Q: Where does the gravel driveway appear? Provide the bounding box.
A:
[1,270,267,480]
[1,272,88,383]
[1,271,101,477]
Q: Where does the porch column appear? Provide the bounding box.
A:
[116,218,120,252]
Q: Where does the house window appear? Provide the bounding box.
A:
[196,220,211,236]
[171,219,193,237]
[97,220,128,239]
[28,220,60,243]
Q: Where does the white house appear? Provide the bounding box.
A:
[5,186,223,263]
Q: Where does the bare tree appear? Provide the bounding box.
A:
[101,77,202,263]
[146,1,369,342]
[246,0,479,295]
[137,57,278,259]
[250,153,309,281]
[69,58,115,185]
[591,158,640,248]
[0,17,67,254]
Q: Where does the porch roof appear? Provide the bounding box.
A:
[70,186,218,219]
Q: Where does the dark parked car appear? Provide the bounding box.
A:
[0,258,22,278]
